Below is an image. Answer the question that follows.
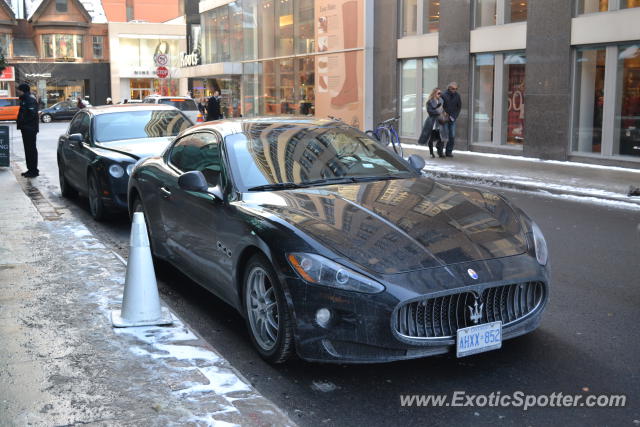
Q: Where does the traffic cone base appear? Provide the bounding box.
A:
[111,211,173,328]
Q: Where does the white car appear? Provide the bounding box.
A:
[141,95,199,124]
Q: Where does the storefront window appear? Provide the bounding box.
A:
[473,54,495,143]
[242,0,258,60]
[296,0,314,54]
[422,57,438,120]
[298,57,314,115]
[243,62,262,116]
[401,60,418,136]
[130,78,153,100]
[577,0,609,14]
[615,44,640,156]
[573,47,605,153]
[507,0,527,23]
[230,2,243,62]
[41,34,83,58]
[263,60,277,114]
[505,53,526,144]
[279,59,295,114]
[621,0,640,8]
[423,0,440,33]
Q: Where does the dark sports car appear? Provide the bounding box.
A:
[128,118,550,364]
[57,104,192,220]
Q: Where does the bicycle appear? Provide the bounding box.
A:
[366,117,403,157]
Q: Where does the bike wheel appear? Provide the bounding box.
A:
[365,130,379,141]
[378,128,392,147]
[391,132,403,157]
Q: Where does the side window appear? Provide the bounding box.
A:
[69,113,91,142]
[68,114,83,134]
[169,132,222,185]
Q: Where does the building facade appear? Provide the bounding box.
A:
[107,21,188,102]
[0,0,110,107]
[186,0,639,169]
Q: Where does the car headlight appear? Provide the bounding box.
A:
[126,164,135,176]
[287,252,385,294]
[108,164,125,178]
[531,222,548,266]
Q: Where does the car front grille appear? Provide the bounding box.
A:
[394,281,545,339]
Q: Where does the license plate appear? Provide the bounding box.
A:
[456,321,502,358]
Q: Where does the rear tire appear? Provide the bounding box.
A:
[58,161,77,198]
[365,130,379,141]
[243,254,295,364]
[41,114,52,123]
[378,127,392,147]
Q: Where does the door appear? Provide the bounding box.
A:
[159,131,229,295]
[63,112,92,189]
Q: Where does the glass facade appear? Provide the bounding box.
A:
[475,0,497,26]
[577,0,639,13]
[505,52,526,145]
[401,0,439,36]
[399,57,437,138]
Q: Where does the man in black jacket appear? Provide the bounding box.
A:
[441,82,461,157]
[16,83,40,178]
[206,90,222,121]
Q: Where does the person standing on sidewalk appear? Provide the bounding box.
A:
[16,83,40,178]
[206,90,222,121]
[441,82,461,157]
[417,88,448,158]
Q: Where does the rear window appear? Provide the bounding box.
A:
[158,98,198,111]
[93,110,192,143]
[0,99,17,107]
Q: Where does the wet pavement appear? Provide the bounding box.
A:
[0,165,294,426]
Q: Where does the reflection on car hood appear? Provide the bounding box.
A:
[244,177,528,274]
[95,137,174,160]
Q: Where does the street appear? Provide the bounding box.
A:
[9,121,640,426]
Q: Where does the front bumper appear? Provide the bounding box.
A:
[285,254,549,363]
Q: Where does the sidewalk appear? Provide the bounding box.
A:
[404,145,640,208]
[0,165,294,426]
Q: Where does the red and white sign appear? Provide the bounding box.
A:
[156,66,169,79]
[0,66,15,81]
[155,53,168,66]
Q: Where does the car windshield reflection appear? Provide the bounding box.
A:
[225,125,415,191]
[93,110,191,143]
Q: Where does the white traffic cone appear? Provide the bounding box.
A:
[111,212,173,327]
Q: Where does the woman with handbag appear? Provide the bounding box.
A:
[417,88,449,158]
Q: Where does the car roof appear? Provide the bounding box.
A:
[84,104,182,115]
[181,116,346,138]
[145,95,194,99]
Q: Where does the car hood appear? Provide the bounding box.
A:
[243,177,528,274]
[94,137,174,160]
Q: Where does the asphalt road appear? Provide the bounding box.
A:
[11,121,640,426]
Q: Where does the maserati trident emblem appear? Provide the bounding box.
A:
[468,297,484,324]
[467,268,479,280]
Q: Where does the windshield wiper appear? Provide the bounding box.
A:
[350,174,411,182]
[247,182,307,191]
[301,177,358,186]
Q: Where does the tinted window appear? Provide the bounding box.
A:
[0,99,10,107]
[225,124,415,190]
[93,110,191,143]
[169,132,222,185]
[68,113,91,141]
[158,98,198,111]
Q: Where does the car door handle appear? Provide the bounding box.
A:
[160,187,172,198]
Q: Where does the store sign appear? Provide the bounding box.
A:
[156,66,169,79]
[180,50,200,67]
[0,126,9,167]
[25,73,52,79]
[0,66,15,81]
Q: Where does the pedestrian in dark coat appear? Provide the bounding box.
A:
[417,88,448,158]
[206,90,222,121]
[16,83,40,178]
[441,81,461,157]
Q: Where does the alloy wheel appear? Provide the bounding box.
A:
[42,114,52,123]
[245,266,279,351]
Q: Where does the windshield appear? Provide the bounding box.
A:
[158,98,198,111]
[94,110,191,143]
[225,124,416,191]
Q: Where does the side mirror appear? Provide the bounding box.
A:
[408,154,426,173]
[178,170,208,192]
[68,133,83,143]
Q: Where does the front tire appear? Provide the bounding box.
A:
[41,114,52,123]
[243,254,294,364]
[88,172,106,221]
